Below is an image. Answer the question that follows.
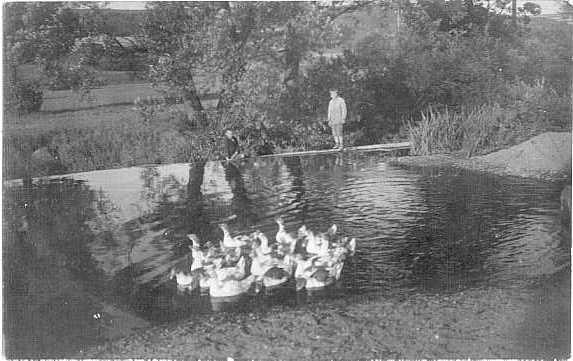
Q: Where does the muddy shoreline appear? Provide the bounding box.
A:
[79,269,570,359]
[388,132,572,183]
[387,153,571,183]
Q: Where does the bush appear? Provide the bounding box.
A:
[406,106,463,155]
[407,81,571,157]
[7,81,44,113]
[46,64,106,95]
[3,111,224,180]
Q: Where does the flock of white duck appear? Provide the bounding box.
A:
[169,217,356,298]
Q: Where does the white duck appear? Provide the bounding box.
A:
[183,234,222,290]
[251,247,294,289]
[187,234,207,271]
[209,274,256,298]
[251,230,272,255]
[169,256,200,291]
[198,263,216,290]
[300,224,337,256]
[208,256,255,298]
[219,223,251,249]
[275,217,298,255]
[332,236,357,256]
[218,240,242,265]
[214,256,247,281]
[293,254,343,290]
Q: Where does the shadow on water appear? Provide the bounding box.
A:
[3,180,115,357]
[3,151,570,357]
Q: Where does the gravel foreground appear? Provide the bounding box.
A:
[79,272,570,359]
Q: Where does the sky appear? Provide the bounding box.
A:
[104,0,563,15]
[105,1,146,10]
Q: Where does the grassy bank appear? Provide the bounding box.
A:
[389,131,572,184]
[3,102,335,180]
[405,82,571,158]
[3,104,212,179]
[80,274,569,359]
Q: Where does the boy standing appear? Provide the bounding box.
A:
[327,88,347,150]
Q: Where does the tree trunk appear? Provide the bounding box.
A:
[512,0,517,26]
[183,87,207,127]
[186,160,209,236]
[283,22,301,88]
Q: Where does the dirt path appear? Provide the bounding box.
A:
[79,273,569,359]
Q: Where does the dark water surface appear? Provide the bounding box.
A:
[3,151,570,357]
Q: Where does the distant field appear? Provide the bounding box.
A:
[36,82,220,113]
[15,64,223,113]
[4,104,141,137]
[16,64,146,86]
[40,83,159,112]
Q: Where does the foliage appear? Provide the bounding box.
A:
[518,18,573,95]
[142,1,342,124]
[6,80,44,114]
[3,2,144,107]
[291,0,570,149]
[4,0,572,178]
[407,82,571,156]
[407,107,462,155]
[4,116,221,180]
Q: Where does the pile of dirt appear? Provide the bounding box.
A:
[389,132,571,181]
[478,132,571,179]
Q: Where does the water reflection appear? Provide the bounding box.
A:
[223,162,257,226]
[3,152,570,357]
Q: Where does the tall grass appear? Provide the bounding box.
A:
[406,107,463,156]
[3,119,220,179]
[407,81,571,157]
[407,104,515,157]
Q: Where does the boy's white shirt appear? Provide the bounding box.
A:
[328,96,347,124]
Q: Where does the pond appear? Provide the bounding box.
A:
[3,151,570,357]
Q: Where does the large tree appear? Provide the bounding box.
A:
[141,1,344,126]
[3,2,113,112]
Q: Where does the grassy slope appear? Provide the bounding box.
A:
[5,105,140,136]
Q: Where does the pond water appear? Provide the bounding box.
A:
[3,151,570,357]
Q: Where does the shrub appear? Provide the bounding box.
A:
[7,80,44,113]
[407,81,571,157]
[406,106,463,155]
[460,103,514,157]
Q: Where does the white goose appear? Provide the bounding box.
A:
[251,248,294,289]
[300,224,337,256]
[275,217,298,255]
[209,274,256,298]
[293,252,344,290]
[169,255,200,291]
[219,223,251,249]
[332,236,357,256]
[187,234,206,271]
[214,256,247,281]
[208,256,255,298]
[183,234,220,290]
[251,230,272,255]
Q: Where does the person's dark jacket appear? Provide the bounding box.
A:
[225,136,240,159]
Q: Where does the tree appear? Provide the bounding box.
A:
[3,2,108,112]
[141,1,343,128]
